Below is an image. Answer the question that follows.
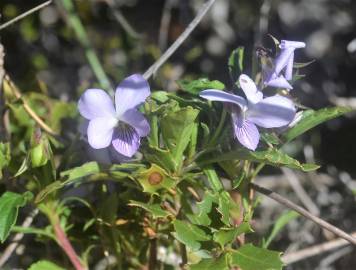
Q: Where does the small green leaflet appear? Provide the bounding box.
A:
[283,107,353,142]
[230,244,283,270]
[228,46,244,83]
[0,191,33,242]
[0,142,10,178]
[213,222,252,248]
[172,220,211,251]
[28,260,65,270]
[128,200,171,219]
[177,78,225,95]
[60,161,100,182]
[189,254,229,270]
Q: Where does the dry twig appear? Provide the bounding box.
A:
[282,231,356,264]
[250,182,356,245]
[0,1,52,31]
[143,0,216,80]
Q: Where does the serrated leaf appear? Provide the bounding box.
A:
[188,191,218,226]
[0,192,32,242]
[60,161,100,182]
[190,254,229,270]
[213,222,252,248]
[199,148,319,172]
[228,46,244,83]
[172,220,211,251]
[177,78,225,95]
[263,211,299,248]
[145,146,176,173]
[230,244,283,270]
[161,107,199,169]
[28,260,65,270]
[129,200,171,219]
[217,191,240,226]
[283,107,353,142]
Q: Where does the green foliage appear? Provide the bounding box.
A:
[128,200,172,219]
[199,148,319,172]
[0,142,10,177]
[230,244,283,270]
[0,191,32,242]
[190,254,229,270]
[228,46,245,83]
[177,78,225,95]
[283,107,353,142]
[28,260,65,270]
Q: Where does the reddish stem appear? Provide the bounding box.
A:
[53,222,86,270]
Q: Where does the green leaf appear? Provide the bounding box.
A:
[161,107,199,169]
[0,142,10,177]
[28,260,65,270]
[217,191,240,226]
[50,101,77,132]
[0,191,32,242]
[230,244,283,270]
[293,60,315,69]
[263,211,299,248]
[228,46,244,83]
[213,222,252,248]
[172,220,211,251]
[35,181,63,203]
[60,161,100,182]
[199,148,319,172]
[128,200,172,219]
[190,254,229,270]
[260,132,281,145]
[188,191,218,226]
[29,130,53,168]
[283,107,353,142]
[177,78,225,95]
[145,146,176,172]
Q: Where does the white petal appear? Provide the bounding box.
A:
[238,74,263,104]
[87,117,117,149]
[78,89,116,120]
[115,74,150,116]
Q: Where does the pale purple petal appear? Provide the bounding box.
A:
[112,125,140,157]
[280,40,306,49]
[120,108,150,137]
[265,74,293,89]
[285,51,294,80]
[232,111,260,151]
[274,47,294,75]
[239,74,263,104]
[200,89,247,110]
[247,95,296,128]
[87,117,117,149]
[115,74,150,116]
[78,89,116,120]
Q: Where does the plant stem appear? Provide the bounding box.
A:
[59,0,113,94]
[148,238,157,270]
[208,108,227,147]
[250,182,356,245]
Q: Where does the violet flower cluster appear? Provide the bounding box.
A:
[78,39,305,156]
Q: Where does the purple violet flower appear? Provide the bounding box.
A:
[264,40,306,90]
[78,74,150,157]
[200,74,296,151]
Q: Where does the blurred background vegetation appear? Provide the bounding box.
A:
[1,0,356,269]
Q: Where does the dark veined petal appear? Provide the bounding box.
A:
[120,108,150,137]
[87,117,117,149]
[78,89,116,120]
[112,124,140,157]
[238,74,263,104]
[115,74,150,116]
[232,111,260,151]
[199,89,247,110]
[247,95,296,128]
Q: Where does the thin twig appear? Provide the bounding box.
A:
[0,1,52,31]
[158,0,175,51]
[0,209,39,267]
[282,231,356,264]
[105,0,142,39]
[143,0,216,80]
[250,182,356,245]
[282,168,320,216]
[4,74,59,137]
